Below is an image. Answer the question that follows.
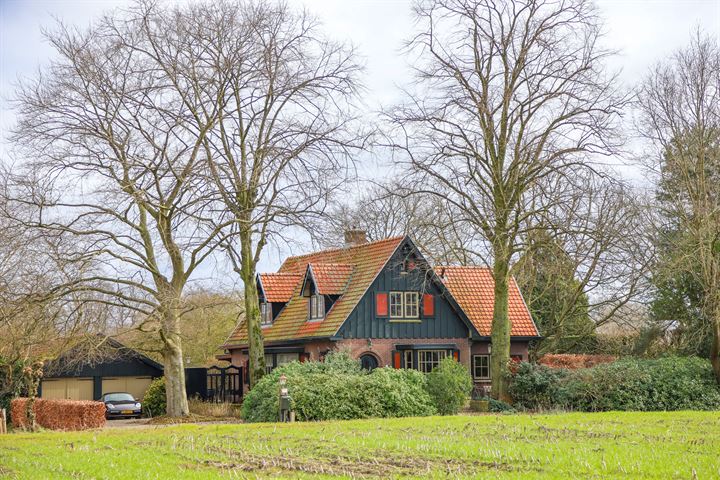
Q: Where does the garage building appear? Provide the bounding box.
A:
[39,338,163,401]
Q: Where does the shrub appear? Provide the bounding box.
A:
[488,398,516,413]
[11,398,105,430]
[509,356,720,412]
[425,357,473,415]
[143,378,166,417]
[508,362,574,410]
[0,358,29,424]
[571,357,720,412]
[242,351,436,422]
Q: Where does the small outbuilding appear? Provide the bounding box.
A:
[39,337,163,401]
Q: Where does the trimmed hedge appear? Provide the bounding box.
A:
[242,352,437,422]
[510,356,720,412]
[11,398,106,430]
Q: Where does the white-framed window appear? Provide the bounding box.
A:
[260,302,273,326]
[276,352,299,366]
[404,350,414,369]
[417,350,447,373]
[265,352,301,373]
[473,355,490,380]
[264,353,274,374]
[389,292,404,318]
[404,292,419,318]
[389,291,419,319]
[309,294,325,320]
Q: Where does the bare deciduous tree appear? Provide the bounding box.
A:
[638,32,720,381]
[196,1,364,386]
[320,181,474,264]
[7,1,240,416]
[386,0,627,399]
[515,174,653,355]
[0,185,106,364]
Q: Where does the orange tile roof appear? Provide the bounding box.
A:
[225,237,404,345]
[258,273,302,303]
[309,263,354,295]
[437,266,539,337]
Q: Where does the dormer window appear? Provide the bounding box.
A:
[260,302,273,327]
[309,294,325,320]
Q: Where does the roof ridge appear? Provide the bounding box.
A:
[309,262,354,266]
[260,272,302,276]
[437,265,492,269]
[281,236,405,267]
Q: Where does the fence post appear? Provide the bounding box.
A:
[0,408,7,434]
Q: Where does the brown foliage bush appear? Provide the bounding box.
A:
[538,354,617,370]
[11,398,106,430]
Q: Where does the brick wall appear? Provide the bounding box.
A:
[470,341,529,359]
[228,338,530,389]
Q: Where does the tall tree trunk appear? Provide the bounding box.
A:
[710,301,720,384]
[162,333,188,417]
[240,226,266,387]
[23,362,42,431]
[490,251,511,401]
[159,287,189,417]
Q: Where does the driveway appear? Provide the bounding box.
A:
[104,418,151,429]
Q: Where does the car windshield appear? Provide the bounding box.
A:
[104,393,135,402]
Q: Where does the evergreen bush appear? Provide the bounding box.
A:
[242,351,436,422]
[425,357,473,415]
[509,356,720,412]
[143,378,166,417]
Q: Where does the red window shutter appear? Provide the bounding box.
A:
[376,293,388,316]
[423,294,435,316]
[453,350,459,362]
[392,351,401,369]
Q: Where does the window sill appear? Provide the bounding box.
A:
[388,319,422,323]
[306,318,325,323]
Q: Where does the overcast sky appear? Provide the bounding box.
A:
[1,0,719,278]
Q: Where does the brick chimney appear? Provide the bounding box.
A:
[344,228,367,247]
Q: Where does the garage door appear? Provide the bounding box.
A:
[40,378,94,400]
[101,377,153,400]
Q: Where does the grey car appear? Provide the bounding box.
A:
[102,392,142,419]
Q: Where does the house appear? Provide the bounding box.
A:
[222,233,540,386]
[39,337,163,401]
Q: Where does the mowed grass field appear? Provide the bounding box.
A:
[1,411,719,479]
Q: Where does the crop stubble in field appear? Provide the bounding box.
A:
[0,411,718,479]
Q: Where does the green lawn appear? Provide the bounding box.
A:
[1,411,719,479]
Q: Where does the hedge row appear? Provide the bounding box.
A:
[509,356,720,412]
[11,398,106,430]
[538,354,617,370]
